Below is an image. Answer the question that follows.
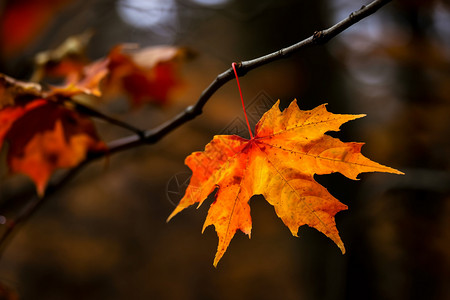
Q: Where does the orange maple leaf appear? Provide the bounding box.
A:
[168,99,403,266]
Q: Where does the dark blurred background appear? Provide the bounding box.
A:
[0,0,449,299]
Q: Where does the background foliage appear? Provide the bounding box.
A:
[0,0,449,299]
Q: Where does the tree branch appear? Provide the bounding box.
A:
[108,0,392,152]
[69,99,146,138]
[0,0,392,258]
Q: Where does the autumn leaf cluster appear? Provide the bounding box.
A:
[0,42,187,195]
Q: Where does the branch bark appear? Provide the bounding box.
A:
[0,0,392,258]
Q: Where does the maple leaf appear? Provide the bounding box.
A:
[103,45,189,106]
[0,75,106,195]
[168,99,403,266]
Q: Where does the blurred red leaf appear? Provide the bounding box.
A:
[0,74,106,195]
[103,45,188,106]
[0,0,72,57]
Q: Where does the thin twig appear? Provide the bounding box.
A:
[0,0,392,258]
[69,100,146,138]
